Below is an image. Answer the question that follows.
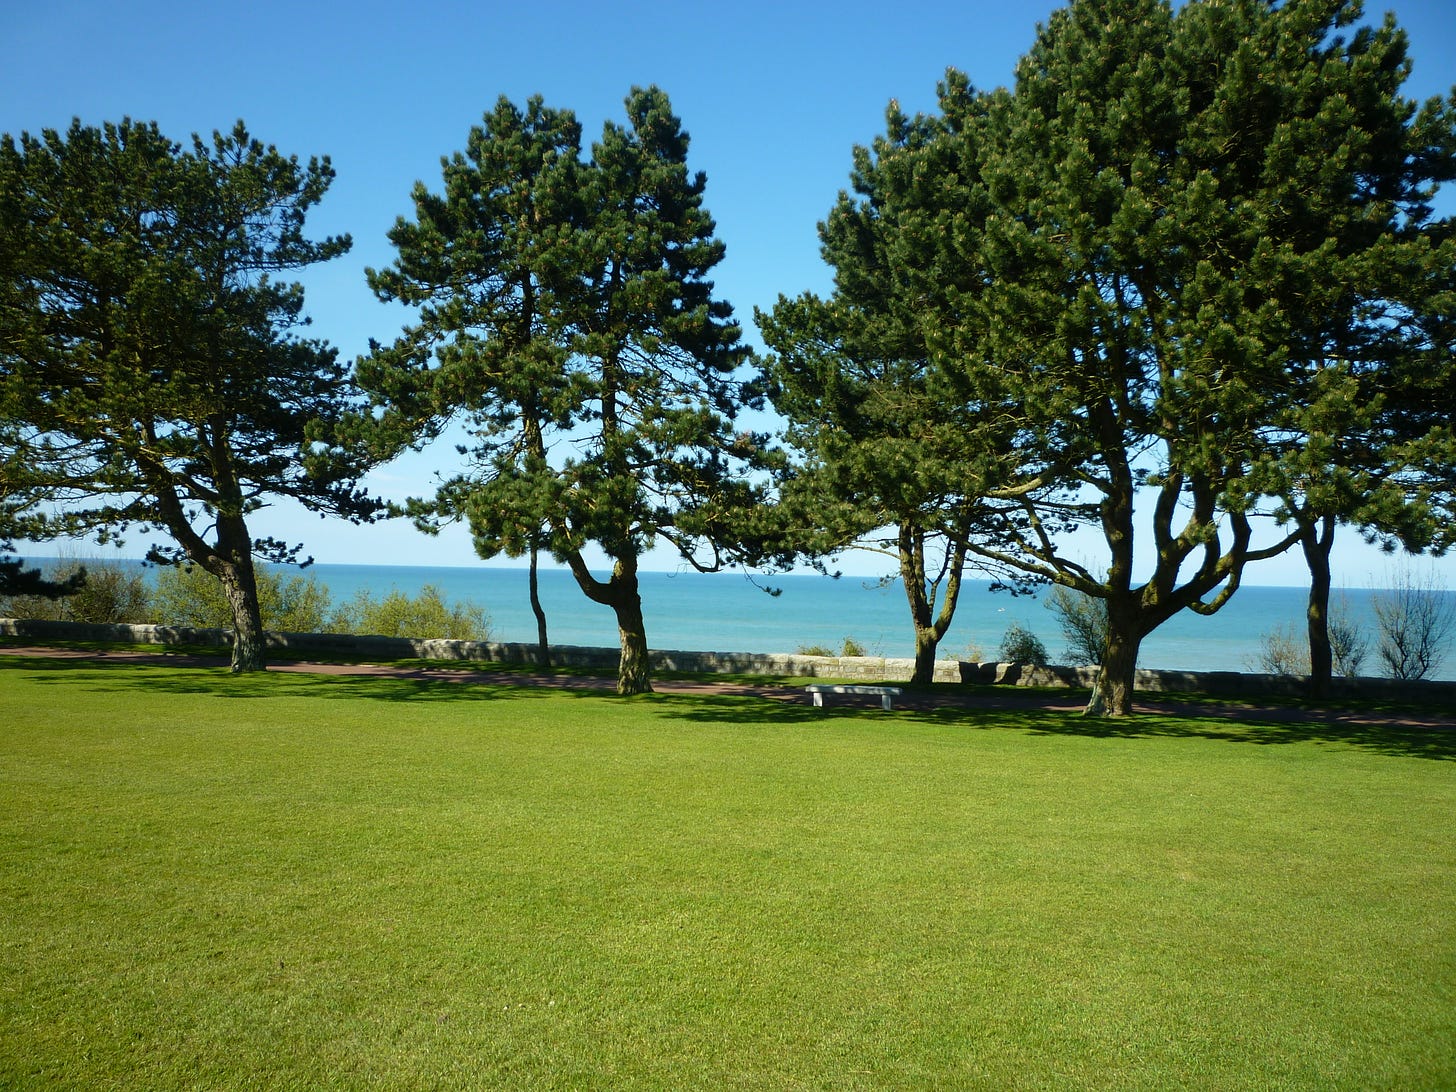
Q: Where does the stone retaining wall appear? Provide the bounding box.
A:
[4,617,1453,703]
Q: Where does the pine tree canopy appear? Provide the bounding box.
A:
[0,118,380,669]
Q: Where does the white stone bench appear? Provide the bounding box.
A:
[805,684,904,711]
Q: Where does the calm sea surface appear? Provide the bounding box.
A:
[300,563,1455,680]
[19,558,1455,680]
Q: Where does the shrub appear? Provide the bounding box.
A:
[796,643,835,657]
[330,585,490,641]
[1045,585,1109,666]
[0,556,150,624]
[151,564,333,632]
[1328,595,1369,677]
[1372,568,1454,681]
[998,623,1048,666]
[840,636,867,657]
[1250,622,1310,676]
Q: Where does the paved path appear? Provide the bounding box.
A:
[4,643,1454,730]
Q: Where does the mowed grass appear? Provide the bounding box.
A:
[1,659,1453,1089]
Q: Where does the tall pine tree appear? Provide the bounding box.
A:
[789,0,1456,714]
[358,89,767,694]
[758,91,1050,684]
[0,119,376,670]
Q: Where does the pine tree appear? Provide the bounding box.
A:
[358,89,767,694]
[0,119,375,670]
[807,0,1456,715]
[757,93,1046,684]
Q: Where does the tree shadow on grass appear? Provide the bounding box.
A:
[656,689,1456,762]
[7,655,1453,760]
[1009,709,1456,762]
[0,656,581,705]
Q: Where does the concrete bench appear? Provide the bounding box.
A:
[805,684,904,711]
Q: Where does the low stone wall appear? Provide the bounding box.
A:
[4,617,1453,702]
[967,660,1456,704]
[0,617,963,681]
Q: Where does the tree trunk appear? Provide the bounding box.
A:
[1301,516,1335,700]
[897,523,966,687]
[562,546,653,695]
[219,557,266,673]
[1086,600,1140,716]
[601,551,654,695]
[909,626,936,687]
[899,528,937,686]
[529,543,550,669]
[613,588,653,696]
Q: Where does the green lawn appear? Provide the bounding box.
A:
[2,657,1453,1089]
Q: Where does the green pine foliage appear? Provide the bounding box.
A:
[762,0,1456,714]
[354,88,769,694]
[0,119,379,671]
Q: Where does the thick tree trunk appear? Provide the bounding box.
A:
[901,536,938,687]
[601,552,654,695]
[613,589,653,696]
[1301,516,1335,700]
[529,543,551,669]
[911,629,938,688]
[219,557,266,674]
[1086,601,1141,716]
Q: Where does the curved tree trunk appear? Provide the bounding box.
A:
[561,545,653,695]
[612,587,652,696]
[529,543,551,669]
[1301,515,1335,699]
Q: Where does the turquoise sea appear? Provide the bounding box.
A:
[16,557,1456,680]
[299,563,1454,680]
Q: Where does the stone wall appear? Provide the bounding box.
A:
[4,616,1453,703]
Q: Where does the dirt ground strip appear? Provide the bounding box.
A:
[4,643,1454,730]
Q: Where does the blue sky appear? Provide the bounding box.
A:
[5,0,1455,587]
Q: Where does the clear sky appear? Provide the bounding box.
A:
[5,0,1455,587]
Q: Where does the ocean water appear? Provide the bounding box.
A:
[15,557,1456,680]
[301,563,1456,680]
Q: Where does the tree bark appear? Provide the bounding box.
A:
[1301,515,1335,699]
[529,543,551,669]
[561,545,653,695]
[898,524,967,686]
[612,585,653,696]
[899,527,937,686]
[1086,597,1141,716]
[218,555,266,673]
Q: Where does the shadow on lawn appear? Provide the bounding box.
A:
[6,655,1453,761]
[1,656,560,704]
[658,690,1456,762]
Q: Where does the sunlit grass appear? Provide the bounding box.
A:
[2,659,1453,1088]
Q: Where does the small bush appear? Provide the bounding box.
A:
[0,556,150,624]
[998,623,1048,666]
[1329,595,1369,677]
[796,643,835,657]
[840,636,867,657]
[1372,568,1454,681]
[331,585,490,641]
[1045,585,1109,666]
[1250,622,1310,676]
